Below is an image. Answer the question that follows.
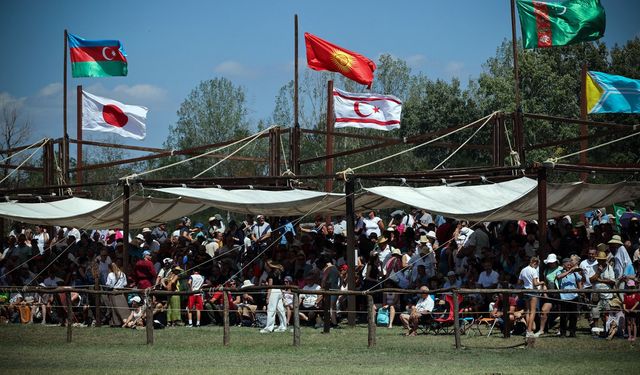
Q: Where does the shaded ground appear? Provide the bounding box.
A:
[0,324,638,374]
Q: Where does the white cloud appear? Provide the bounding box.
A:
[0,91,27,109]
[214,60,256,78]
[82,83,167,103]
[445,61,465,77]
[406,54,427,68]
[37,82,63,97]
[113,84,168,102]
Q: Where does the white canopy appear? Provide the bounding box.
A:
[0,177,637,228]
[0,196,208,229]
[153,187,347,216]
[360,177,640,221]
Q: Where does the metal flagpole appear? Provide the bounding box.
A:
[510,0,525,165]
[292,14,301,175]
[579,65,589,181]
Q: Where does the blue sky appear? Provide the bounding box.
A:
[1,0,638,154]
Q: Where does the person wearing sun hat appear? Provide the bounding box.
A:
[376,236,393,270]
[591,248,616,329]
[608,235,632,279]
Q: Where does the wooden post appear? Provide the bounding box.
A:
[324,80,334,192]
[223,291,230,346]
[66,292,73,343]
[537,167,548,257]
[274,127,281,178]
[323,292,331,333]
[146,295,154,345]
[76,85,83,186]
[293,292,301,346]
[63,30,68,176]
[94,288,101,327]
[122,183,130,271]
[509,0,521,111]
[367,295,376,348]
[579,65,588,181]
[453,291,461,349]
[291,14,301,175]
[502,292,511,338]
[345,178,357,326]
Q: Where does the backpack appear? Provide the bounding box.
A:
[376,307,390,326]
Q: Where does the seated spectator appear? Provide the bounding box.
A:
[122,296,145,329]
[400,286,434,336]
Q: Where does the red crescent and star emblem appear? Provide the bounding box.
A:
[102,104,129,127]
[354,101,380,118]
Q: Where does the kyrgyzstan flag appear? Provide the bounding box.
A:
[304,32,376,88]
[82,90,148,140]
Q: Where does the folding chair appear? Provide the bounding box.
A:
[469,302,498,337]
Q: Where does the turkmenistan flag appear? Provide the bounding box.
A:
[516,0,605,49]
[68,33,127,77]
[586,71,640,114]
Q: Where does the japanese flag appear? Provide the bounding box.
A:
[333,88,402,131]
[82,90,148,140]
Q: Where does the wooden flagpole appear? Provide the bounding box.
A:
[76,85,83,186]
[63,30,69,182]
[291,14,301,175]
[324,80,334,192]
[510,0,525,164]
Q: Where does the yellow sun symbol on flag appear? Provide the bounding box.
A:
[331,49,354,73]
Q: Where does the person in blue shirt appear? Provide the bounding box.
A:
[556,257,584,338]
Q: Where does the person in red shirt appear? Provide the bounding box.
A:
[134,251,157,289]
[623,280,639,342]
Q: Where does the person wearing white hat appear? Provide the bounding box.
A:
[539,253,562,337]
[608,235,632,279]
[122,295,145,328]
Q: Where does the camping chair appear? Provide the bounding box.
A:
[427,294,461,334]
[468,302,498,337]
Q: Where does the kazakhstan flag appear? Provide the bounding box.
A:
[586,71,640,114]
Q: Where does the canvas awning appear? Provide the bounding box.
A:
[152,187,347,216]
[0,196,208,229]
[360,177,640,221]
[0,177,637,228]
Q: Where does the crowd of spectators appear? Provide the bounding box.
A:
[1,204,639,339]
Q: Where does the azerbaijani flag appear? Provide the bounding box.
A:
[68,33,127,77]
[516,0,605,49]
[586,71,640,114]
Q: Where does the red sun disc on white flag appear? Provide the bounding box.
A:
[102,104,129,127]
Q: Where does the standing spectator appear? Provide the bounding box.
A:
[591,248,615,329]
[624,280,639,342]
[260,260,287,333]
[104,262,129,327]
[141,228,160,253]
[33,226,49,255]
[95,249,112,285]
[518,257,545,337]
[163,267,182,327]
[186,270,204,327]
[363,211,384,238]
[556,258,583,337]
[251,215,272,254]
[151,223,168,244]
[207,214,226,240]
[134,251,157,289]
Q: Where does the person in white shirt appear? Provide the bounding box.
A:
[518,257,545,337]
[477,261,499,289]
[400,286,434,336]
[187,271,205,327]
[299,277,322,325]
[376,237,392,271]
[579,248,598,289]
[33,226,49,255]
[363,211,384,238]
[105,262,129,327]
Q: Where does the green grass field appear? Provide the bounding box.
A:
[0,324,638,374]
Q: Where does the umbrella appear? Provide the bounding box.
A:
[390,210,406,218]
[620,211,640,228]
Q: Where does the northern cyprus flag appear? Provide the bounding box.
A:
[333,88,402,131]
[82,90,148,140]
